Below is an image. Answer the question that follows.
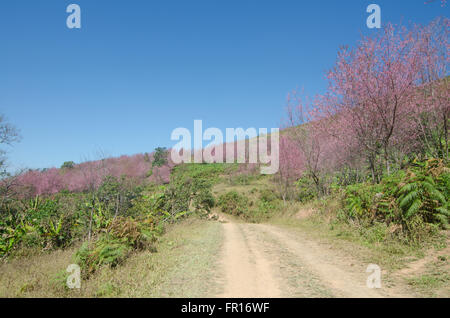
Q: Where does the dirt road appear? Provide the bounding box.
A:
[217,220,410,298]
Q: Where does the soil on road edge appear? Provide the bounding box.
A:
[216,218,412,298]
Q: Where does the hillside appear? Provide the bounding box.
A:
[1,15,448,300]
[1,163,448,297]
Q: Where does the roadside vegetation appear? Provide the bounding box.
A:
[0,17,448,297]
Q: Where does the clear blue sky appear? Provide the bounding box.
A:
[0,0,447,171]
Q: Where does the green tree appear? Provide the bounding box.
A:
[0,114,21,171]
[152,147,168,168]
[61,161,75,169]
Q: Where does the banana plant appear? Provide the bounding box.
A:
[0,237,15,256]
[92,201,111,230]
[48,218,63,237]
[0,226,16,256]
[31,195,40,210]
[42,218,65,247]
[0,220,35,256]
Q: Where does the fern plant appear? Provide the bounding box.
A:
[343,183,382,220]
[397,160,449,227]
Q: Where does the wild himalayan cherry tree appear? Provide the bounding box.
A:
[318,23,425,180]
[411,18,449,160]
[16,153,172,196]
[285,92,342,194]
[284,18,448,185]
[277,135,304,203]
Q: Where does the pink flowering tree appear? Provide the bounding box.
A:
[412,18,449,160]
[284,92,339,194]
[319,23,425,179]
[276,134,305,203]
[284,18,448,186]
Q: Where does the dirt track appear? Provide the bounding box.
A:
[217,220,410,298]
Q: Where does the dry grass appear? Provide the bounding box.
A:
[3,175,448,298]
[216,177,450,297]
[267,203,449,297]
[0,248,76,297]
[213,175,272,197]
[0,218,223,298]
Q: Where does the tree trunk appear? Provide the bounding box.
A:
[444,112,448,162]
[384,143,390,176]
[114,193,120,219]
[369,158,376,184]
[88,195,95,243]
[88,209,93,242]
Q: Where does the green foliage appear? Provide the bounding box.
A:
[95,282,121,297]
[228,174,253,185]
[397,159,449,227]
[161,173,215,219]
[334,167,365,186]
[216,189,279,222]
[0,162,217,261]
[250,199,278,222]
[0,196,81,256]
[74,216,157,278]
[339,158,449,242]
[259,188,278,203]
[129,168,216,224]
[50,269,71,292]
[75,238,131,278]
[217,191,249,216]
[152,147,168,167]
[92,176,143,224]
[61,161,75,169]
[295,177,319,202]
[0,176,145,257]
[171,163,227,184]
[343,183,383,220]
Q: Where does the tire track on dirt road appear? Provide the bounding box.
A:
[216,219,411,298]
[218,222,282,298]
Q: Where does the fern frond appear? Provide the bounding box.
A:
[398,182,418,195]
[436,207,450,217]
[427,187,446,204]
[434,213,449,225]
[423,176,436,186]
[405,199,422,219]
[399,190,418,209]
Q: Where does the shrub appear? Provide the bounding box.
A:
[343,183,382,221]
[217,191,249,216]
[161,173,215,219]
[108,216,156,249]
[397,159,449,228]
[152,147,168,168]
[171,163,226,184]
[229,174,252,185]
[75,238,131,278]
[61,161,75,169]
[259,189,278,203]
[96,175,142,218]
[74,216,157,278]
[295,177,319,202]
[339,158,449,242]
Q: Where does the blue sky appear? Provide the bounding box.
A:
[0,0,447,171]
